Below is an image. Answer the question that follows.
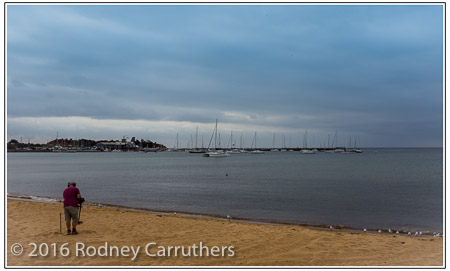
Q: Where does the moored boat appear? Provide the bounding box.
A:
[204,119,229,158]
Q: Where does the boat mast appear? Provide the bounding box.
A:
[195,126,198,150]
[240,132,243,149]
[273,133,275,149]
[230,130,233,150]
[305,130,308,149]
[214,119,218,151]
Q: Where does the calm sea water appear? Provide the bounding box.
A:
[7,148,443,232]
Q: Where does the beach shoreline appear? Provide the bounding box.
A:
[6,199,443,266]
[7,194,442,236]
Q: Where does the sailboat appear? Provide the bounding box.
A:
[348,136,362,153]
[300,130,316,154]
[227,131,241,154]
[204,119,229,157]
[189,126,206,153]
[270,133,279,151]
[167,133,181,152]
[250,131,264,154]
[333,130,345,153]
[239,132,248,153]
[280,133,287,152]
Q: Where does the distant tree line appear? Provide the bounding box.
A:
[7,137,166,151]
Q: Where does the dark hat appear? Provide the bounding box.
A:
[67,181,77,187]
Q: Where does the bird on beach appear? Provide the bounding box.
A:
[227,215,231,221]
[378,229,382,233]
[388,228,392,233]
[329,226,333,229]
[396,231,400,234]
[415,232,418,236]
[408,232,411,235]
[363,228,367,232]
[419,231,423,236]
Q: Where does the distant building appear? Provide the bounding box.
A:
[96,141,137,151]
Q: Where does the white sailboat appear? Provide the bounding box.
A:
[227,131,241,154]
[239,132,248,153]
[189,126,206,153]
[348,136,362,153]
[250,131,264,154]
[333,130,345,153]
[280,133,287,152]
[204,119,229,158]
[271,133,279,151]
[301,130,316,154]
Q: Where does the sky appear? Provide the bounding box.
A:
[6,4,444,148]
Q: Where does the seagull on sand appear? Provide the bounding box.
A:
[388,228,392,233]
[227,215,231,221]
[363,228,367,232]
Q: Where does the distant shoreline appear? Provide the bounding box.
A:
[6,146,444,153]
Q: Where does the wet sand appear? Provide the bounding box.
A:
[6,199,443,266]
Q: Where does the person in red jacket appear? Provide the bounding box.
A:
[63,182,82,235]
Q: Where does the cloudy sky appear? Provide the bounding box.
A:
[6,4,443,148]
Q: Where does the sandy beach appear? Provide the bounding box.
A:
[6,199,443,267]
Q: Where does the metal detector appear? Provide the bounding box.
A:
[77,197,85,225]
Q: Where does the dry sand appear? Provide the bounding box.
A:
[6,199,443,267]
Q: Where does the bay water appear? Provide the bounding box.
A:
[7,148,443,233]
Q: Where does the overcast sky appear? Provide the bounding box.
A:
[6,4,444,148]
